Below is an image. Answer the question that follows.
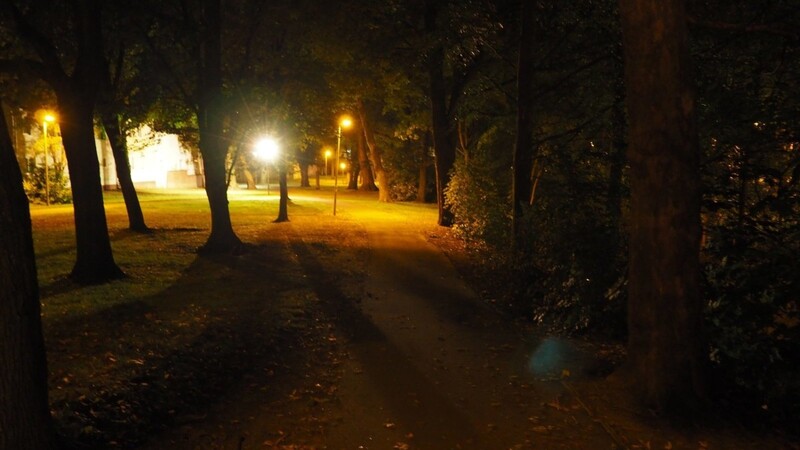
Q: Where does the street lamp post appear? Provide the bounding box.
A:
[42,113,56,206]
[333,116,353,216]
[254,137,279,195]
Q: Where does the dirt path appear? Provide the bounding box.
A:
[272,198,617,450]
[305,213,618,449]
[138,190,789,450]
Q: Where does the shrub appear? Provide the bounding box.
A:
[24,164,72,204]
[444,153,510,250]
[704,219,800,423]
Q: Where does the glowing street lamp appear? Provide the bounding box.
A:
[334,115,353,216]
[42,113,56,206]
[254,136,279,195]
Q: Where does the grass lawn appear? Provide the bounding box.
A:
[29,187,320,447]
[30,185,439,448]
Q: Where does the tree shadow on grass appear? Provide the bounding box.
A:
[45,238,322,449]
[39,227,208,298]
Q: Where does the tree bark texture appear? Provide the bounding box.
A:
[512,0,536,245]
[357,99,390,202]
[7,0,123,283]
[298,162,310,188]
[347,159,359,190]
[607,44,627,224]
[58,91,125,283]
[239,155,257,190]
[197,0,242,254]
[416,130,432,203]
[0,101,59,450]
[428,45,456,227]
[101,112,149,232]
[357,130,377,191]
[424,0,456,226]
[275,170,289,222]
[619,0,707,415]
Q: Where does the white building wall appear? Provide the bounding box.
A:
[97,126,196,189]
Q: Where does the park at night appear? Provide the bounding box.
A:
[1,1,798,449]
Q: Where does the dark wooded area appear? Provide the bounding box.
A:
[1,0,797,446]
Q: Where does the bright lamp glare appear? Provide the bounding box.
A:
[254,137,279,162]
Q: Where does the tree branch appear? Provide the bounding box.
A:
[0,58,59,86]
[3,1,68,85]
[687,16,799,41]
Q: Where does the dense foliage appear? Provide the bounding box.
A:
[440,0,798,425]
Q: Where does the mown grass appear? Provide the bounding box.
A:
[29,185,438,448]
[30,187,317,447]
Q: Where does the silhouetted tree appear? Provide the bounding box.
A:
[0,99,58,450]
[0,0,124,283]
[619,0,707,415]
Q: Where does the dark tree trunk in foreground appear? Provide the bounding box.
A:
[59,93,125,283]
[0,101,59,450]
[101,112,149,232]
[512,0,536,245]
[5,0,123,283]
[197,0,242,254]
[619,0,707,416]
[275,170,289,222]
[428,45,456,226]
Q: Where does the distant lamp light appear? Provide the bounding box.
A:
[42,112,57,206]
[254,136,279,194]
[324,147,333,176]
[254,137,279,163]
[334,115,353,216]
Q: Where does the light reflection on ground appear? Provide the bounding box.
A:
[526,336,582,379]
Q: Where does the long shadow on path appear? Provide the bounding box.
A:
[290,231,500,449]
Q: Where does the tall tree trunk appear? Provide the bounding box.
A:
[357,98,390,202]
[275,169,289,222]
[357,129,377,191]
[424,0,456,226]
[0,100,59,450]
[512,0,536,246]
[608,85,626,222]
[298,161,310,187]
[347,159,359,190]
[417,130,431,203]
[100,112,149,232]
[197,0,242,254]
[297,144,312,188]
[428,44,456,227]
[234,154,256,190]
[619,0,707,416]
[8,0,123,283]
[58,92,125,283]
